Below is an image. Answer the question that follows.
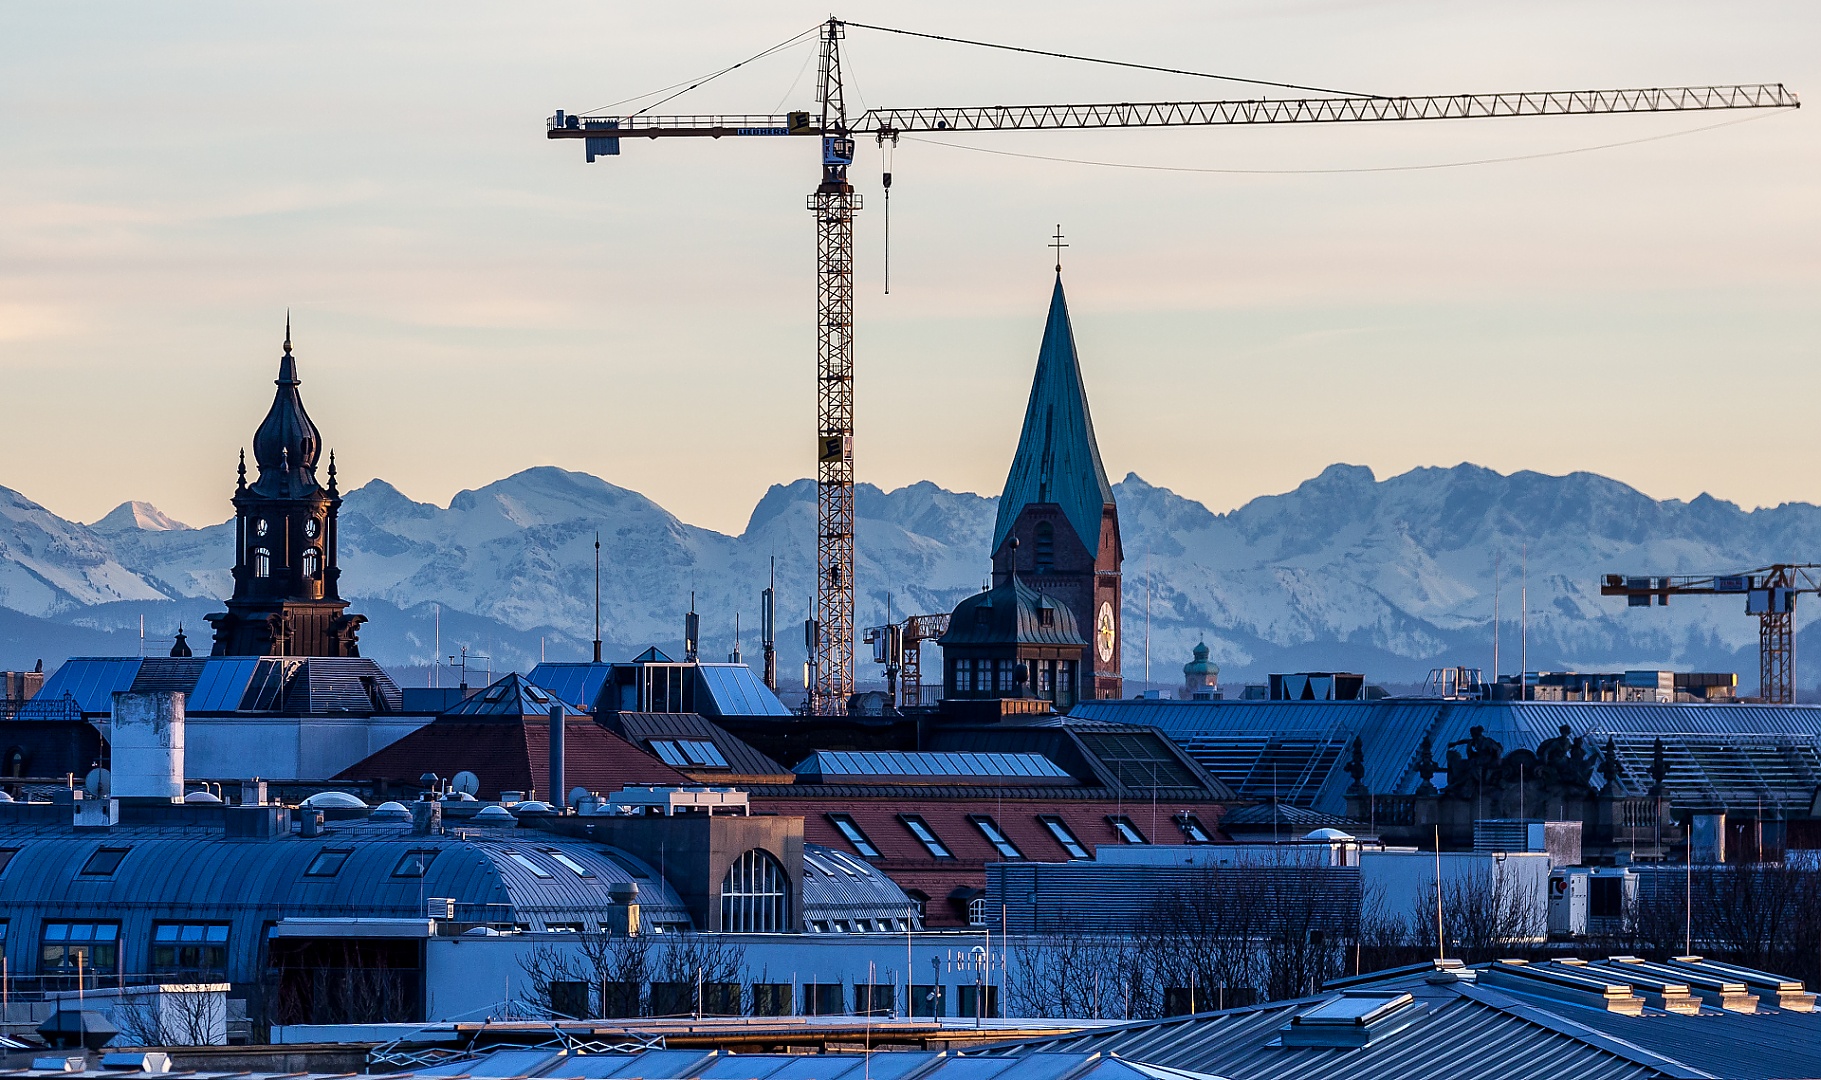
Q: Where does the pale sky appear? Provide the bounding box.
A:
[2,2,1815,535]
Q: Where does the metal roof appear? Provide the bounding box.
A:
[693,664,794,718]
[444,673,585,719]
[800,843,922,929]
[12,656,404,719]
[16,658,142,717]
[526,663,613,712]
[985,957,1821,1080]
[1073,699,1821,816]
[0,817,692,986]
[794,751,1074,782]
[992,276,1115,557]
[603,713,786,777]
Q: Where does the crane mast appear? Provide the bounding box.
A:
[1602,565,1821,704]
[547,18,1798,716]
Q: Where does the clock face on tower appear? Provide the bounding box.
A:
[1096,601,1116,663]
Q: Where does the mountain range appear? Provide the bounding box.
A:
[3,462,1818,693]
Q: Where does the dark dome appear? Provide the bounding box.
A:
[939,576,1085,648]
[250,328,323,498]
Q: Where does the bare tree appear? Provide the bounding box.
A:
[1401,863,1545,963]
[518,931,656,1019]
[1006,929,1143,1020]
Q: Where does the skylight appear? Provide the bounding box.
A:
[900,815,953,859]
[651,739,729,769]
[1108,816,1148,844]
[304,850,352,877]
[970,816,1023,859]
[504,851,554,879]
[542,849,594,877]
[1041,817,1089,859]
[80,847,130,876]
[829,814,881,857]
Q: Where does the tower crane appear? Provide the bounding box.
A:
[547,17,1799,714]
[1601,565,1821,704]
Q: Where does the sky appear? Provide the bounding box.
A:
[1,1,1815,535]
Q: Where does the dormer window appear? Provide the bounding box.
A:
[1038,605,1055,627]
[974,604,992,626]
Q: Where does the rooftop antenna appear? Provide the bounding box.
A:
[684,591,700,662]
[732,612,742,665]
[1492,552,1501,686]
[433,603,441,688]
[762,557,778,689]
[1435,823,1446,961]
[1521,544,1529,700]
[593,532,603,663]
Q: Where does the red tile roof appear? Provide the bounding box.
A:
[750,793,1229,927]
[336,718,689,801]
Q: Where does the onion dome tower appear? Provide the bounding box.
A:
[204,319,364,657]
[991,274,1123,699]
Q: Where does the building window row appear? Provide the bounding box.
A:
[827,811,1179,863]
[947,657,1076,705]
[37,921,233,979]
[571,980,997,1019]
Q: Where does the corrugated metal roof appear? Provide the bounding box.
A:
[694,664,794,718]
[794,751,1074,782]
[604,713,786,777]
[15,658,142,717]
[1074,699,1821,816]
[398,1047,1226,1080]
[801,843,921,929]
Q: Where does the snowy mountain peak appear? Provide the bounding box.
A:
[90,501,191,534]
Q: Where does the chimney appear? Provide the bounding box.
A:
[410,795,442,836]
[240,779,267,806]
[299,809,324,838]
[548,705,566,813]
[109,691,184,802]
[607,881,641,936]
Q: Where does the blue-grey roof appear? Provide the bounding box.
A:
[940,577,1087,649]
[0,817,691,985]
[1073,699,1821,816]
[694,664,793,718]
[13,656,403,719]
[526,663,613,712]
[992,276,1115,556]
[794,750,1074,782]
[801,843,922,930]
[444,673,583,719]
[413,1048,1221,1080]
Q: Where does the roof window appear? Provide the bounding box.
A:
[542,849,594,878]
[1177,814,1213,843]
[1280,991,1427,1048]
[828,813,881,857]
[970,815,1023,859]
[503,851,554,879]
[1108,815,1148,844]
[1040,816,1090,859]
[391,849,440,877]
[0,848,17,876]
[650,739,729,769]
[80,847,130,876]
[900,815,953,859]
[304,849,352,877]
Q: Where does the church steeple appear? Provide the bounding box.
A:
[992,275,1115,555]
[250,316,322,499]
[987,272,1123,701]
[205,318,363,658]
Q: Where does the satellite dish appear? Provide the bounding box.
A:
[452,771,481,798]
[84,768,110,798]
[568,786,592,810]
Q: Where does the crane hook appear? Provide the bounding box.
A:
[879,132,898,294]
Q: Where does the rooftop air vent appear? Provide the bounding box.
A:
[1280,991,1427,1048]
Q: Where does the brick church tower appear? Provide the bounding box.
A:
[205,320,364,657]
[990,275,1122,700]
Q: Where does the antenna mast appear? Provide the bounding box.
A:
[593,532,603,663]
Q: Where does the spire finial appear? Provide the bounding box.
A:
[237,448,247,492]
[1049,225,1067,273]
[284,310,292,355]
[327,450,339,494]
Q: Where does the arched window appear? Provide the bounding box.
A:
[253,548,271,578]
[301,547,320,577]
[968,896,987,927]
[720,849,788,933]
[1034,522,1054,569]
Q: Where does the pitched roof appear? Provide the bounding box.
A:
[992,275,1115,555]
[442,672,582,720]
[333,718,687,800]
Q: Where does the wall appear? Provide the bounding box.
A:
[184,715,431,780]
[1360,850,1551,942]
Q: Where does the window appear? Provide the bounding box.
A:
[304,849,351,877]
[1040,816,1089,859]
[301,547,320,577]
[970,816,1023,859]
[953,658,974,694]
[151,923,228,976]
[391,849,439,877]
[752,983,794,1016]
[900,815,952,858]
[828,814,880,857]
[720,849,788,932]
[1038,662,1054,697]
[968,896,988,926]
[42,922,118,975]
[650,739,728,769]
[253,548,271,578]
[1038,606,1055,627]
[504,851,554,879]
[542,849,594,878]
[1108,816,1148,844]
[1177,815,1213,843]
[80,847,130,876]
[995,659,1014,694]
[956,985,998,1019]
[0,848,17,876]
[543,922,585,933]
[911,983,945,1017]
[1034,522,1054,568]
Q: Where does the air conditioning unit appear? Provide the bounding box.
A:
[1547,869,1588,938]
[427,897,455,920]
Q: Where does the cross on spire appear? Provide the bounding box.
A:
[1050,224,1068,273]
[284,310,292,355]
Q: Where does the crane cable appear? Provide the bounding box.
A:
[843,20,1381,99]
[580,22,823,118]
[900,110,1785,176]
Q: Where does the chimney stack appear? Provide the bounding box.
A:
[109,691,184,802]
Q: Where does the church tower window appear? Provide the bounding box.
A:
[253,548,271,578]
[302,548,320,578]
[1034,522,1054,569]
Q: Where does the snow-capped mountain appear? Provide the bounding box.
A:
[5,462,1819,691]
